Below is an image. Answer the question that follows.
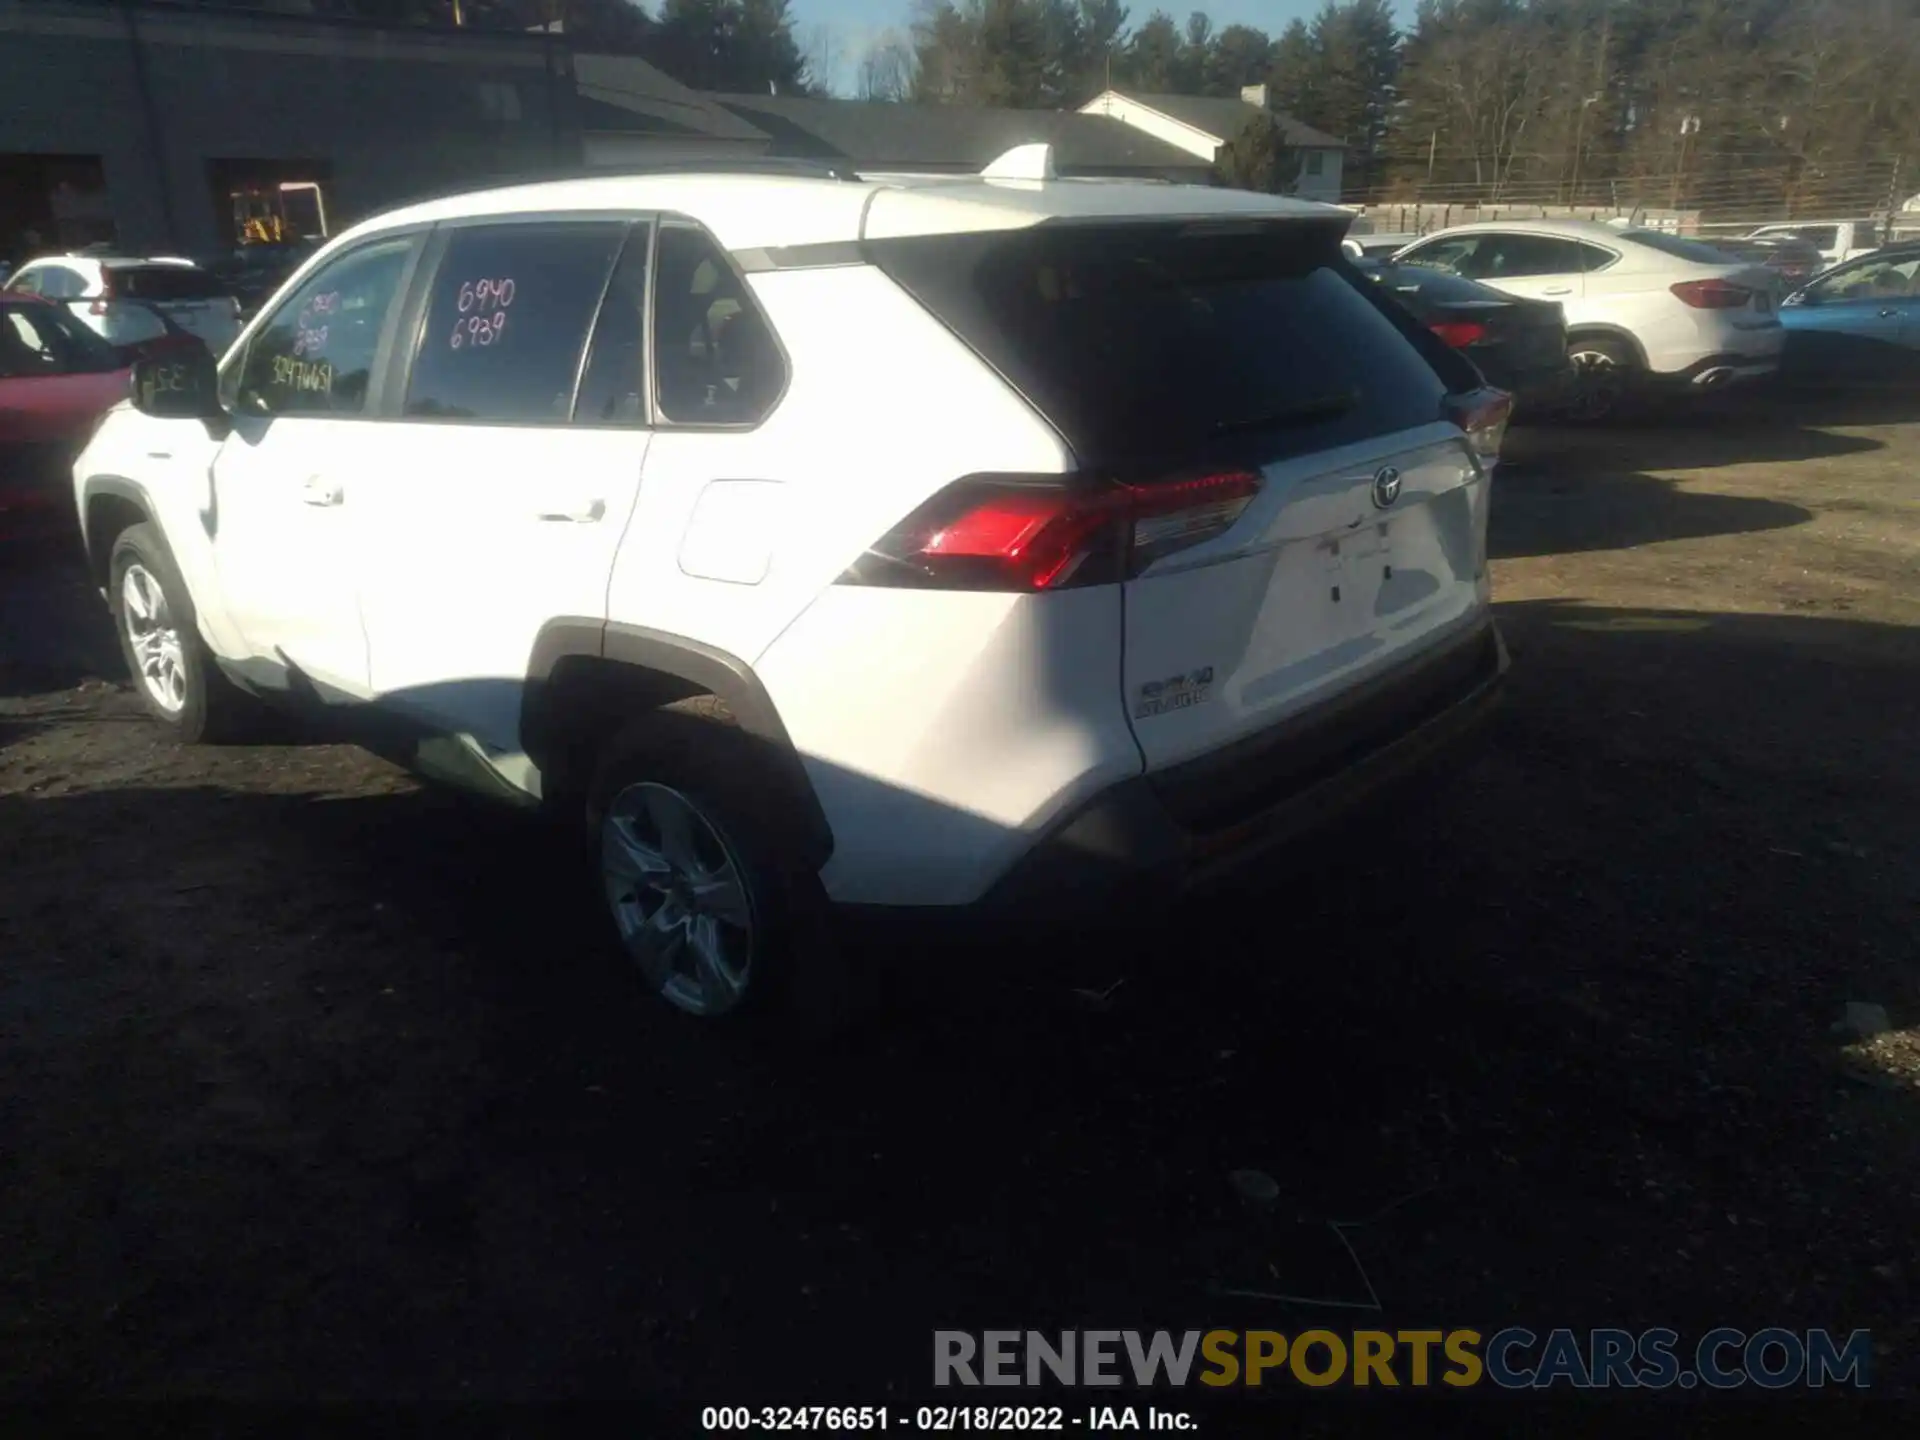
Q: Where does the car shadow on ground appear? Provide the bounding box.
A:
[0,599,1914,1411]
[1492,392,1872,558]
[1488,460,1814,560]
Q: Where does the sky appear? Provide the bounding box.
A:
[791,0,1337,95]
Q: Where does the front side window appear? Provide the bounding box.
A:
[1807,255,1920,302]
[404,222,628,424]
[1469,234,1590,279]
[238,237,413,418]
[1400,235,1483,274]
[652,224,786,425]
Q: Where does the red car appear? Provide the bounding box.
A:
[1,295,201,536]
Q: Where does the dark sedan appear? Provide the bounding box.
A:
[1357,260,1572,413]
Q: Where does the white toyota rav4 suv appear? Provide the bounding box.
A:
[1393,219,1784,418]
[74,154,1511,1023]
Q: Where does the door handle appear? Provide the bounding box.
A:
[301,475,343,507]
[1542,286,1574,296]
[536,498,606,523]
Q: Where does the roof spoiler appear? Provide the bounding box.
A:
[981,143,1056,182]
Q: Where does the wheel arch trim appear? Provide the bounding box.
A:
[77,474,159,585]
[1564,324,1650,371]
[523,618,834,868]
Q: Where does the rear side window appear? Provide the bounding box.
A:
[112,265,232,301]
[652,224,786,425]
[404,222,627,424]
[869,222,1450,464]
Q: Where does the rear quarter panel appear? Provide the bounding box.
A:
[605,262,1134,908]
[604,262,1074,669]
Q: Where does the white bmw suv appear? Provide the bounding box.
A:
[1393,219,1784,418]
[73,155,1510,1023]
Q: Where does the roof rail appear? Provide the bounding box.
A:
[377,156,866,214]
[534,157,866,184]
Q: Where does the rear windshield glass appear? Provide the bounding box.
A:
[1624,230,1741,265]
[868,222,1451,465]
[112,265,232,301]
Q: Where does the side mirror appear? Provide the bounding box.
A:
[129,347,222,421]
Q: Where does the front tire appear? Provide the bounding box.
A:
[108,522,255,743]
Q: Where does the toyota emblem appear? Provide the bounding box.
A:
[1370,466,1403,509]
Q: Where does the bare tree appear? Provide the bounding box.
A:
[858,29,917,102]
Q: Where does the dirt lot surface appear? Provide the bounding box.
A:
[2,391,1917,1428]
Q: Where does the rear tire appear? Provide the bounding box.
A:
[108,522,259,744]
[585,697,838,1028]
[1563,336,1639,422]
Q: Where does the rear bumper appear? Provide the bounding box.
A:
[977,619,1508,914]
[1659,352,1781,390]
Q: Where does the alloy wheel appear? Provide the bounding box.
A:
[121,562,188,716]
[601,781,755,1017]
[1566,347,1626,421]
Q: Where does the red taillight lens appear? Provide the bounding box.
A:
[919,487,1114,590]
[842,471,1262,592]
[1429,320,1488,349]
[1670,278,1751,309]
[1448,390,1513,463]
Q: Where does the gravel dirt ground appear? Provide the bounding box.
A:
[1,390,1916,1430]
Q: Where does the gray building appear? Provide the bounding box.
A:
[2,1,1237,271]
[0,0,580,258]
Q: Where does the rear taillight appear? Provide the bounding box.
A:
[1448,390,1513,463]
[1429,320,1488,349]
[841,470,1262,592]
[1670,278,1752,309]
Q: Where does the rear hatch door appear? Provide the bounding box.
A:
[877,218,1494,774]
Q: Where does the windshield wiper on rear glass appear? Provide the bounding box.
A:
[1211,388,1358,437]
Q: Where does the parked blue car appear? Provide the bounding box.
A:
[1779,243,1920,382]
